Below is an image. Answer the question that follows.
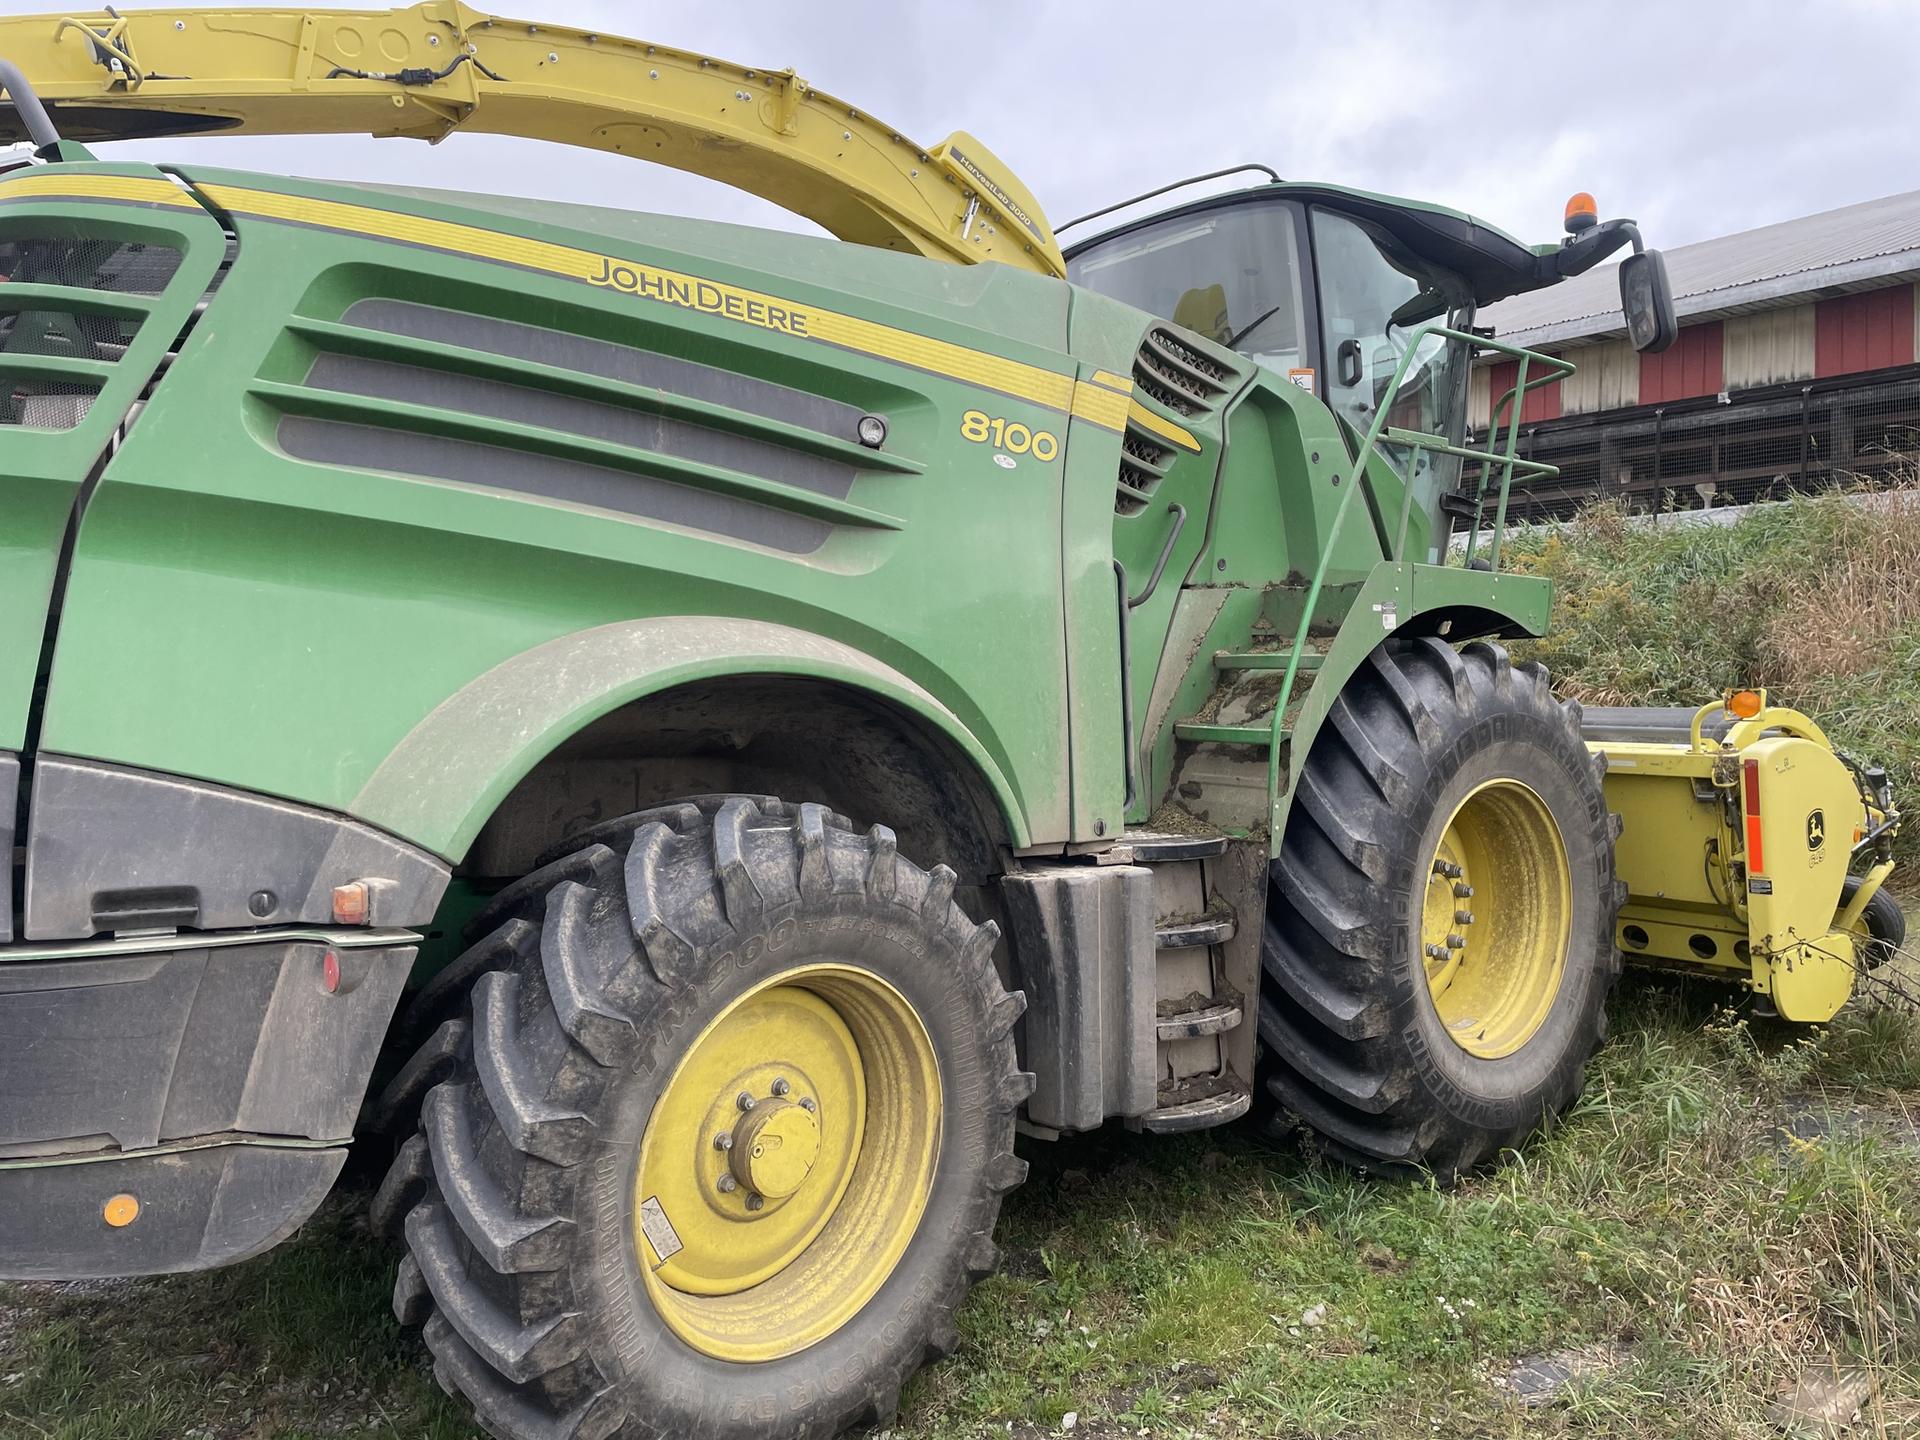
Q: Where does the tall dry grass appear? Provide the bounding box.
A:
[1766,488,1920,685]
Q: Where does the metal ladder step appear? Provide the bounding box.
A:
[1137,1077,1252,1134]
[1156,915,1235,949]
[1123,829,1228,862]
[1155,998,1244,1041]
[1171,720,1287,746]
[1212,649,1325,672]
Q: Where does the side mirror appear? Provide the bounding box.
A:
[1620,249,1677,353]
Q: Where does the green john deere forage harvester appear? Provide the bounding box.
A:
[0,7,1903,1439]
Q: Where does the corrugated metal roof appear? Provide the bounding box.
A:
[1479,189,1920,350]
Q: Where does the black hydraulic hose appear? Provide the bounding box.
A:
[0,59,61,151]
[327,51,508,86]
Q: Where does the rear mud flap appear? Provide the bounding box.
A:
[0,1142,343,1280]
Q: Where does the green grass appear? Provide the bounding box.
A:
[898,972,1920,1439]
[0,1179,473,1439]
[3,971,1916,1439]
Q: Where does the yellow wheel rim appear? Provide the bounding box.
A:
[633,964,941,1363]
[1421,779,1573,1059]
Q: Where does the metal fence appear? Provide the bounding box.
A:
[1461,364,1920,522]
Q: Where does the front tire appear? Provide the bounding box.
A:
[1841,873,1905,970]
[1260,639,1624,1182]
[374,796,1029,1440]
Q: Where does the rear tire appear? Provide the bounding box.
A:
[1260,638,1624,1182]
[374,796,1029,1440]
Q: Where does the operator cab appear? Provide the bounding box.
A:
[1066,188,1472,434]
[1065,186,1491,527]
[1064,177,1677,535]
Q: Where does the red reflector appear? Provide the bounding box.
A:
[322,950,341,994]
[1742,758,1764,874]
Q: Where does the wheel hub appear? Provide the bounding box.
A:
[1421,779,1573,1059]
[727,1095,822,1200]
[633,964,942,1364]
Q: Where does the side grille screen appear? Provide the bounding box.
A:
[0,234,180,431]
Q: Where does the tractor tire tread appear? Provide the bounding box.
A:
[1261,639,1622,1183]
[378,794,1022,1440]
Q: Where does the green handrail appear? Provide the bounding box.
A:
[1263,324,1575,829]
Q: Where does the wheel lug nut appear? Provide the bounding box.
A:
[799,1097,817,1113]
[745,1193,765,1212]
[713,1132,733,1151]
[1425,943,1448,960]
[1447,934,1466,949]
[717,1174,737,1193]
[1454,883,1474,898]
[736,1092,755,1112]
[771,1077,790,1097]
[1455,910,1475,925]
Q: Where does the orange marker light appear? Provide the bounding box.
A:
[331,881,369,925]
[1727,689,1764,719]
[1564,192,1598,233]
[103,1193,140,1228]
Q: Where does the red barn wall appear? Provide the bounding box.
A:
[1814,285,1916,376]
[1639,320,1725,403]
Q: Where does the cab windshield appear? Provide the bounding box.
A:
[1066,200,1308,380]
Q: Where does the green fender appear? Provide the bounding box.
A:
[1268,559,1552,854]
[351,616,1028,860]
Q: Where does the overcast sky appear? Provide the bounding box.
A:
[3,1,1916,254]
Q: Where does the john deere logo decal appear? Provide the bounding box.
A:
[1806,809,1826,851]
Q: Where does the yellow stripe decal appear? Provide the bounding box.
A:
[0,173,196,209]
[0,176,1179,445]
[190,183,1095,425]
[1070,380,1131,431]
[1126,398,1201,453]
[0,176,1185,448]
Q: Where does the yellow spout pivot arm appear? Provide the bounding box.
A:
[0,3,1066,276]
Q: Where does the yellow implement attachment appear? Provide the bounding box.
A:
[0,3,1066,275]
[1587,693,1899,1022]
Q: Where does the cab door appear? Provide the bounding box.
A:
[1307,206,1470,555]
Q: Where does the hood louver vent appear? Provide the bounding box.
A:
[1116,426,1172,515]
[0,233,181,431]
